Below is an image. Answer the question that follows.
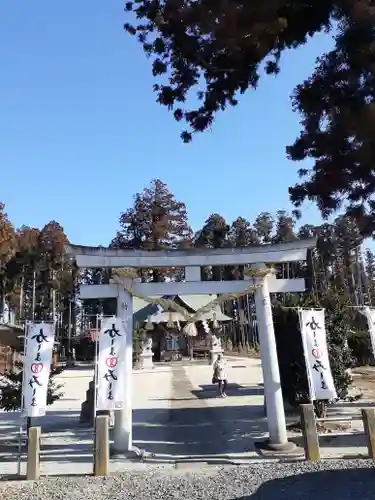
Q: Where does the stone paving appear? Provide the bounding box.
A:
[143,358,268,462]
[0,357,372,477]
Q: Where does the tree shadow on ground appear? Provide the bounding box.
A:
[0,411,20,436]
[0,411,88,462]
[152,384,264,401]
[0,405,270,464]
[58,363,95,372]
[234,467,375,499]
[132,405,268,460]
[192,384,264,399]
[0,410,81,438]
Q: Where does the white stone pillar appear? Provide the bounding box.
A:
[113,280,133,453]
[254,273,289,448]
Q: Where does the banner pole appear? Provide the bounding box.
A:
[93,314,100,420]
[17,320,30,476]
[298,308,315,403]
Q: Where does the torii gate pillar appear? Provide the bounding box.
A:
[254,274,289,448]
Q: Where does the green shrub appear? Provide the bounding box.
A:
[348,329,374,366]
[273,293,354,410]
[273,307,310,407]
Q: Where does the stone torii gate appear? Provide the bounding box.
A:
[65,238,315,454]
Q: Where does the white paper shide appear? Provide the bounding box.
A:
[299,309,337,401]
[23,322,55,417]
[96,316,127,411]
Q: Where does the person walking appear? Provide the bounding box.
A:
[213,353,228,398]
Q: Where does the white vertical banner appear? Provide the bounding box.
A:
[96,316,127,411]
[22,322,55,417]
[299,309,337,401]
[361,307,375,355]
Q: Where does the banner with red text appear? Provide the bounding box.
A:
[96,316,127,411]
[299,309,337,401]
[22,322,55,417]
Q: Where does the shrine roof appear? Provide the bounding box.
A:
[132,294,232,322]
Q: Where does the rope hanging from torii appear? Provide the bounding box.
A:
[112,266,273,336]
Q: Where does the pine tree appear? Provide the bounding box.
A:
[195,213,229,281]
[364,249,375,304]
[124,0,366,145]
[253,213,274,244]
[111,179,193,282]
[272,210,297,244]
[228,217,259,248]
[288,11,375,233]
[124,1,375,234]
[0,202,16,318]
[323,292,354,399]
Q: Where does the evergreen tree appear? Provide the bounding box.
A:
[195,213,229,249]
[0,219,69,411]
[228,217,259,248]
[0,202,15,318]
[253,213,274,244]
[3,222,73,329]
[226,217,259,348]
[195,213,229,281]
[0,202,15,267]
[111,179,193,281]
[124,0,360,144]
[288,11,375,233]
[322,291,354,399]
[364,249,375,304]
[272,210,297,244]
[227,216,259,279]
[124,1,375,234]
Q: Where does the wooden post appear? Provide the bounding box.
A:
[27,426,41,480]
[300,404,320,461]
[94,415,109,476]
[362,408,375,458]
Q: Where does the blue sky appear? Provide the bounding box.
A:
[0,1,335,246]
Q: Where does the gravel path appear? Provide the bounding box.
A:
[1,460,375,500]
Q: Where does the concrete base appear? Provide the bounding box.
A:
[139,352,153,369]
[254,438,302,457]
[110,444,145,462]
[210,349,224,366]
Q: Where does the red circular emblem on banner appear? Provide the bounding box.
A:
[105,357,117,368]
[31,363,43,374]
[312,348,323,359]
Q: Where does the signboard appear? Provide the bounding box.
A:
[22,322,55,417]
[299,309,337,401]
[96,316,127,411]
